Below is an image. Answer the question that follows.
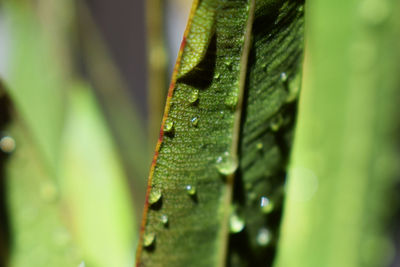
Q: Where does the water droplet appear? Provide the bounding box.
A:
[256,228,271,246]
[286,74,301,102]
[148,189,162,205]
[164,119,174,133]
[78,261,86,267]
[160,214,169,226]
[190,117,199,127]
[0,136,16,153]
[280,72,288,83]
[185,185,196,196]
[260,196,274,214]
[40,182,58,203]
[256,142,263,150]
[270,115,283,132]
[188,89,199,104]
[216,152,239,176]
[230,212,245,234]
[143,232,156,247]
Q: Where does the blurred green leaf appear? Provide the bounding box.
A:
[1,89,80,267]
[77,2,150,217]
[136,0,304,266]
[0,1,139,266]
[60,83,136,267]
[2,0,67,171]
[275,0,400,267]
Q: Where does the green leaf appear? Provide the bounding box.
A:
[1,88,80,267]
[77,2,150,216]
[0,1,78,265]
[60,83,136,267]
[2,0,68,171]
[136,0,304,266]
[274,0,400,267]
[1,1,138,266]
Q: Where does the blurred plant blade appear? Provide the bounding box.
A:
[0,87,80,267]
[146,0,169,148]
[77,3,150,212]
[60,83,136,267]
[275,0,400,267]
[0,1,79,265]
[0,1,139,266]
[1,0,68,171]
[136,0,305,266]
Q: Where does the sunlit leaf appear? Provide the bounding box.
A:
[60,83,136,267]
[275,0,400,267]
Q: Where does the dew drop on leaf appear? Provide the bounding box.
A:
[149,189,162,205]
[143,232,156,247]
[190,117,199,127]
[280,72,288,82]
[164,119,174,133]
[256,227,271,246]
[260,196,274,214]
[188,89,199,104]
[160,214,169,226]
[0,136,16,153]
[230,212,245,234]
[216,152,239,176]
[185,185,196,196]
[270,115,283,132]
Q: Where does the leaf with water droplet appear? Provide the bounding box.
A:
[216,151,239,176]
[280,72,288,83]
[143,232,156,248]
[160,214,169,226]
[260,196,274,214]
[190,116,199,127]
[256,227,271,246]
[230,212,245,234]
[136,0,304,266]
[148,189,162,205]
[188,89,199,104]
[0,135,16,153]
[164,119,174,133]
[185,185,197,196]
